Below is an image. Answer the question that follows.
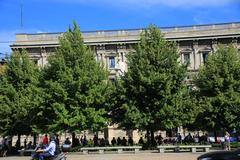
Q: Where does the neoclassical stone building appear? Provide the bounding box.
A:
[10,22,240,141]
[11,22,240,80]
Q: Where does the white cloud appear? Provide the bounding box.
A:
[51,0,239,8]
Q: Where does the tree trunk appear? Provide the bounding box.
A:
[146,130,150,144]
[16,134,21,149]
[33,133,37,146]
[214,130,218,143]
[72,132,76,147]
[150,130,155,146]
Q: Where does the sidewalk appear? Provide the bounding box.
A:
[0,152,202,160]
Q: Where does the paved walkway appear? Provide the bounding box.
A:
[0,152,203,160]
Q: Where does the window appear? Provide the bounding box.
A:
[202,52,209,64]
[96,54,99,61]
[183,53,190,64]
[109,57,115,68]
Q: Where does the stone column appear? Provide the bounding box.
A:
[117,44,128,74]
[105,56,108,69]
[40,47,47,67]
[96,53,99,61]
[96,45,106,67]
[117,44,126,59]
[193,41,199,70]
[100,53,103,62]
[118,51,121,64]
[176,41,182,63]
[212,39,218,53]
[189,50,194,70]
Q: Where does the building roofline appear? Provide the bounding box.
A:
[15,22,240,35]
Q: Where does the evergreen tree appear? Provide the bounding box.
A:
[111,26,192,143]
[0,51,42,136]
[194,45,240,136]
[41,22,112,133]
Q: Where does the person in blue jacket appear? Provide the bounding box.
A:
[33,134,56,160]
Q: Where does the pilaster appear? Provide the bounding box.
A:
[176,41,181,62]
[193,41,199,70]
[96,45,106,67]
[40,47,47,67]
[212,39,218,52]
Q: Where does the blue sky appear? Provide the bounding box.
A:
[0,0,240,57]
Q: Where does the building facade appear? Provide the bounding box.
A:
[0,58,6,74]
[11,22,240,80]
[10,22,240,141]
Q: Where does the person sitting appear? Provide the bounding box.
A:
[82,136,88,146]
[177,133,182,144]
[27,141,33,149]
[104,137,109,146]
[34,134,56,160]
[117,137,121,146]
[64,137,71,145]
[42,134,49,147]
[128,137,134,146]
[62,137,72,152]
[184,133,193,144]
[138,137,144,145]
[111,137,116,146]
[121,137,127,146]
[99,138,105,147]
[93,135,99,146]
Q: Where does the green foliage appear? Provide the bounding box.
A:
[0,51,42,135]
[194,45,240,131]
[41,22,112,133]
[111,26,190,132]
